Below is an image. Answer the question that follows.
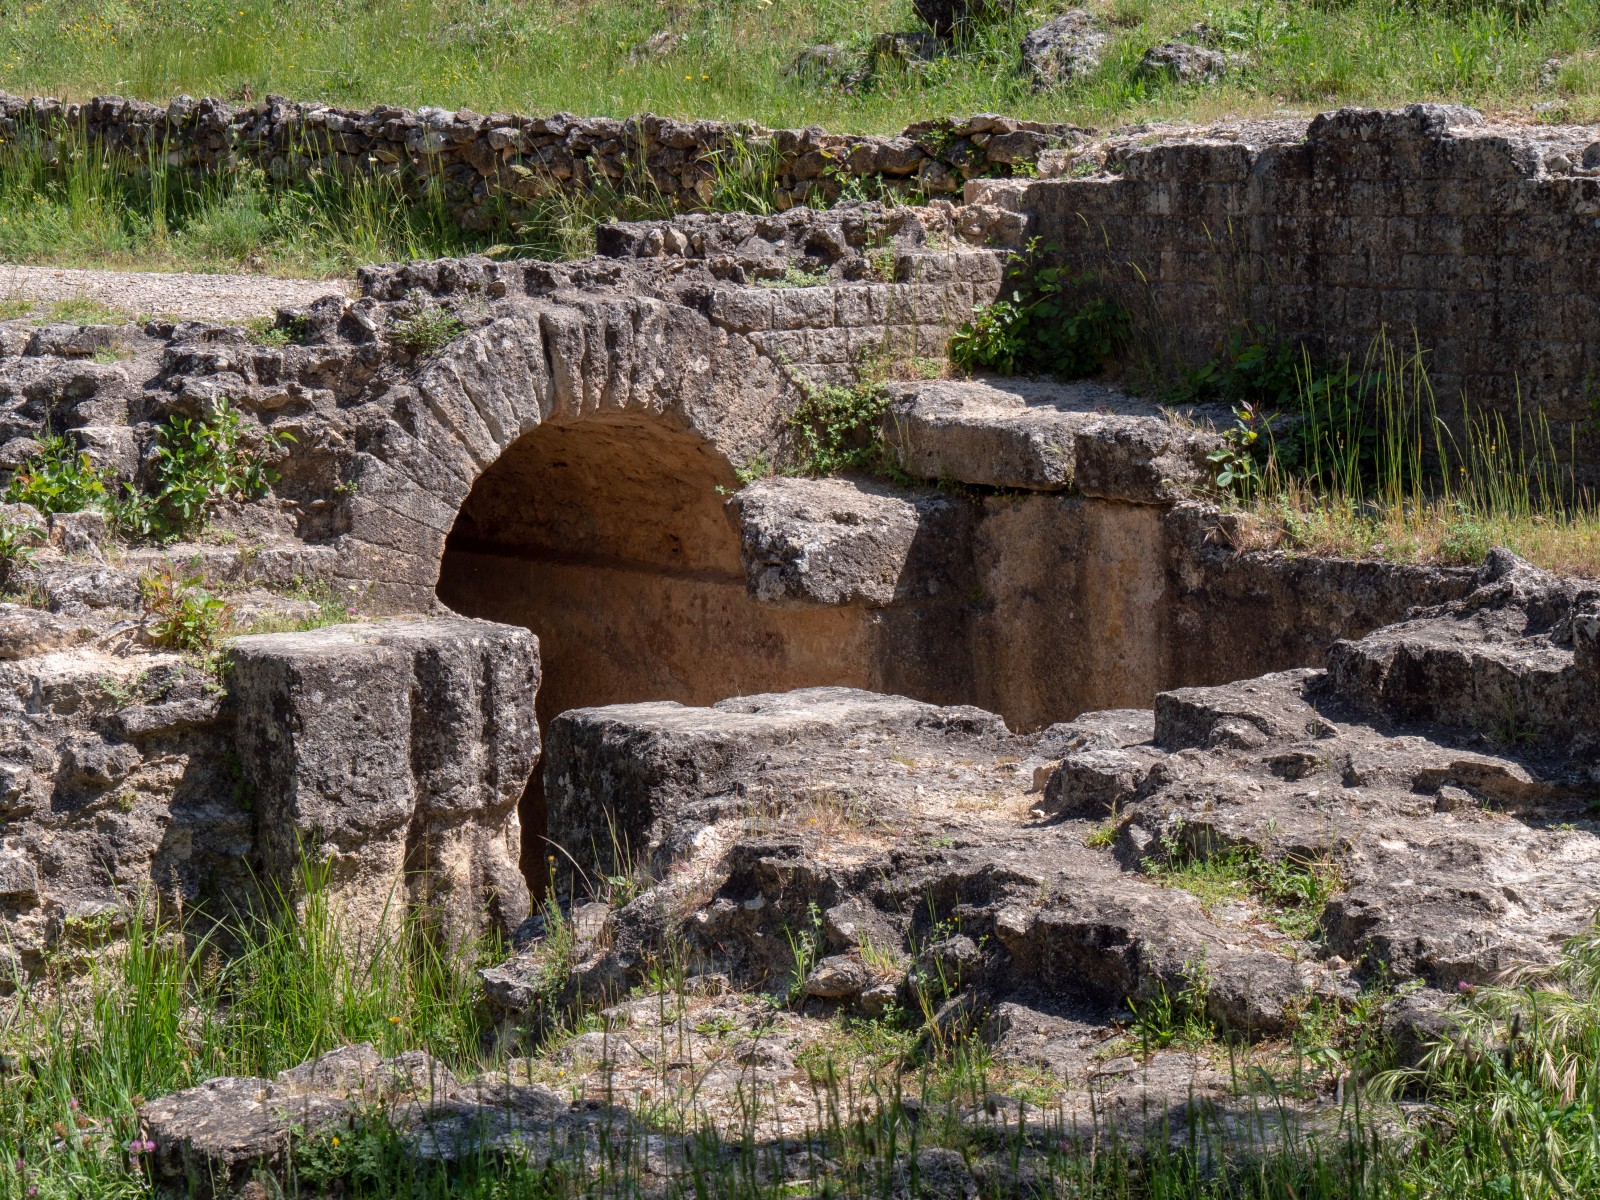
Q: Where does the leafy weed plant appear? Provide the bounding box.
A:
[3,434,108,514]
[140,563,235,658]
[1143,822,1344,941]
[786,379,892,475]
[950,245,1129,380]
[128,401,286,541]
[0,515,44,573]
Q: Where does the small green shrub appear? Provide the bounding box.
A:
[388,300,467,353]
[787,380,892,475]
[246,313,312,347]
[3,434,108,513]
[949,292,1030,375]
[0,515,44,573]
[1178,326,1308,414]
[111,399,288,541]
[758,261,830,288]
[141,563,235,657]
[949,247,1129,379]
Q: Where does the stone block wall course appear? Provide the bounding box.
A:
[1011,104,1600,478]
[0,92,1078,226]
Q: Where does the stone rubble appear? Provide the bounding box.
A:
[134,548,1599,1192]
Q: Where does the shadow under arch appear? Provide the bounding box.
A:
[436,416,896,888]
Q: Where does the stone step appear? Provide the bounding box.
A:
[882,377,1226,501]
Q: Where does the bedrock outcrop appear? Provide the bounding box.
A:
[122,551,1596,1197]
[499,552,1598,1057]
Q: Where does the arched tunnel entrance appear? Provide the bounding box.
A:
[434,413,1459,894]
[436,417,885,887]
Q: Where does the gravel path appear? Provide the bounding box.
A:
[0,264,350,323]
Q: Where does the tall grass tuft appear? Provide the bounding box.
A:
[1225,328,1600,577]
[0,125,508,276]
[219,855,498,1075]
[0,861,495,1198]
[16,877,1600,1195]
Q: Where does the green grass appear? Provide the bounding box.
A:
[0,135,495,277]
[3,1,1600,275]
[1141,822,1344,941]
[6,0,1600,134]
[0,859,499,1200]
[1202,328,1600,579]
[13,856,1600,1198]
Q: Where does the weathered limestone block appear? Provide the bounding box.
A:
[1020,10,1108,90]
[1576,604,1600,676]
[1323,820,1600,986]
[141,1076,350,1199]
[140,1045,477,1198]
[229,618,538,941]
[883,378,1222,500]
[0,603,89,659]
[728,476,971,606]
[884,378,1086,490]
[1071,417,1220,505]
[543,686,1017,875]
[531,536,1600,1046]
[1327,549,1600,761]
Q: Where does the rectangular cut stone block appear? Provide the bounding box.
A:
[881,378,1223,501]
[229,618,539,942]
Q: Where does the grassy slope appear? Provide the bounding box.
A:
[4,0,1600,133]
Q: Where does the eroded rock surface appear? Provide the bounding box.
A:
[515,553,1597,1079]
[0,611,539,984]
[231,619,539,940]
[882,377,1225,498]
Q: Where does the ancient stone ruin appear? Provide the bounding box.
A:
[1,99,1598,1195]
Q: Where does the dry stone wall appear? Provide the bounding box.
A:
[993,104,1600,479]
[0,92,1077,227]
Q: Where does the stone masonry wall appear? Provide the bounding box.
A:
[1000,104,1600,480]
[0,92,1076,228]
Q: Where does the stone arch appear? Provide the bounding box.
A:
[323,297,904,883]
[329,288,794,609]
[432,416,891,883]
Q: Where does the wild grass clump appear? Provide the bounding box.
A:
[1205,327,1600,577]
[0,857,497,1200]
[1371,913,1600,1196]
[1142,829,1346,941]
[0,128,491,277]
[387,299,468,353]
[16,859,1600,1199]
